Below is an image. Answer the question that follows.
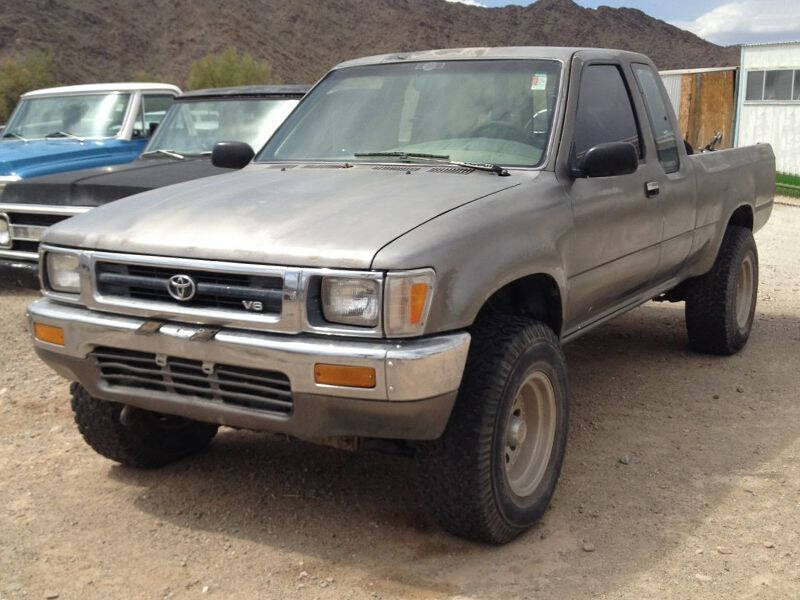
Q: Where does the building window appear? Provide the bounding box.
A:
[746,70,764,101]
[746,69,800,102]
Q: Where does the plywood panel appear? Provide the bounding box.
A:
[677,70,736,151]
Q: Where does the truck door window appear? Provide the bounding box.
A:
[632,64,680,174]
[142,94,175,135]
[573,64,641,163]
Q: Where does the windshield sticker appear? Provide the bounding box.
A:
[531,73,548,91]
[416,62,446,71]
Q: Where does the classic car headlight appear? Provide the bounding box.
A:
[46,252,81,294]
[0,214,10,248]
[384,268,435,337]
[321,277,380,327]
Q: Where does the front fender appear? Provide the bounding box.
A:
[371,173,572,335]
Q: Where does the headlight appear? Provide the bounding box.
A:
[384,268,435,337]
[321,277,380,327]
[46,252,81,294]
[0,214,10,248]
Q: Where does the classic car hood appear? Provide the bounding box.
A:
[0,138,122,177]
[0,158,229,207]
[43,163,522,269]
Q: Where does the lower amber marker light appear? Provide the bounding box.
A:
[33,322,65,346]
[314,363,376,388]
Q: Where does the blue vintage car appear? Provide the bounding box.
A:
[0,83,181,183]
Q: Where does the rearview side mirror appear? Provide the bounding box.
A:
[572,141,638,178]
[211,141,255,170]
[148,122,159,137]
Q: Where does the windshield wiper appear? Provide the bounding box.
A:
[45,131,85,141]
[3,131,28,142]
[141,149,186,160]
[449,161,510,177]
[353,151,450,160]
[353,151,509,176]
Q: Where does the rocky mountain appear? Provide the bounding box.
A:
[0,0,739,85]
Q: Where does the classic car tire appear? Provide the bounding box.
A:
[70,383,218,468]
[418,316,569,544]
[685,225,758,355]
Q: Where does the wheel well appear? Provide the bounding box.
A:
[476,274,563,336]
[729,205,753,230]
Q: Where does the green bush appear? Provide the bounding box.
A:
[187,48,271,90]
[0,51,57,122]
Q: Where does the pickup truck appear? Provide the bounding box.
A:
[0,85,308,276]
[0,83,180,184]
[27,47,775,544]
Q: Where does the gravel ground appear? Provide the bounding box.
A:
[1,204,799,600]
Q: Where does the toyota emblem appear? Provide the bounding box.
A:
[167,274,197,301]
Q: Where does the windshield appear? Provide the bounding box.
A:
[258,60,561,167]
[145,98,300,156]
[2,93,132,139]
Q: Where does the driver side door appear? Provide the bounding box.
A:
[560,61,662,333]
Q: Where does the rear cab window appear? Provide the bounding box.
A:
[632,63,680,173]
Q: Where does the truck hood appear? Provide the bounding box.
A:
[0,138,121,178]
[0,158,229,207]
[42,163,522,269]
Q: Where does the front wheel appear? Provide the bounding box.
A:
[70,383,219,468]
[418,316,569,544]
[685,226,758,355]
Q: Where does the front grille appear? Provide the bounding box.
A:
[3,212,71,255]
[91,346,293,414]
[95,262,283,315]
[6,212,68,227]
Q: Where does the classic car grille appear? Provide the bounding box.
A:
[1,211,73,256]
[91,346,293,414]
[95,262,283,315]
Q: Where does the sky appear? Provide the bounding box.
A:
[445,0,800,46]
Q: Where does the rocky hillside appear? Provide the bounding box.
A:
[0,0,739,85]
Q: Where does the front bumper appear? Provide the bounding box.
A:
[27,298,470,440]
[0,255,39,288]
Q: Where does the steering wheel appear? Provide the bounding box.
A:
[524,109,550,136]
[469,120,530,144]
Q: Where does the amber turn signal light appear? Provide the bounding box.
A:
[314,363,376,388]
[33,322,65,346]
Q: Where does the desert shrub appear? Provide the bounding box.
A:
[187,48,271,90]
[0,51,57,122]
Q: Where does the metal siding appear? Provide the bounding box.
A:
[738,43,800,174]
[660,73,682,118]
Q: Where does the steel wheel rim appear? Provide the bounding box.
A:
[735,252,755,330]
[503,370,557,497]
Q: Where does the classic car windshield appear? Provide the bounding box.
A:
[258,59,561,167]
[2,93,132,139]
[145,98,300,156]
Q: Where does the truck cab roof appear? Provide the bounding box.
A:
[22,83,181,98]
[333,46,651,69]
[177,85,310,100]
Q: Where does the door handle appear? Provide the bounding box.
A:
[645,181,660,197]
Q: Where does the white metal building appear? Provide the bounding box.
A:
[734,41,800,175]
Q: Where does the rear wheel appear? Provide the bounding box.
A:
[418,316,569,544]
[685,226,758,355]
[70,383,218,468]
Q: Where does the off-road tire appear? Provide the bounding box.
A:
[70,383,218,468]
[418,316,569,544]
[685,226,758,355]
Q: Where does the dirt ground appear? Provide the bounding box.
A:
[1,204,799,600]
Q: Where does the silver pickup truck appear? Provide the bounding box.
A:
[27,47,774,544]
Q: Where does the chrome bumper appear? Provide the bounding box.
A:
[27,298,470,440]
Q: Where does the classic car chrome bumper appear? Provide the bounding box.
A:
[27,298,470,440]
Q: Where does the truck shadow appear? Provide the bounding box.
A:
[107,302,800,597]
